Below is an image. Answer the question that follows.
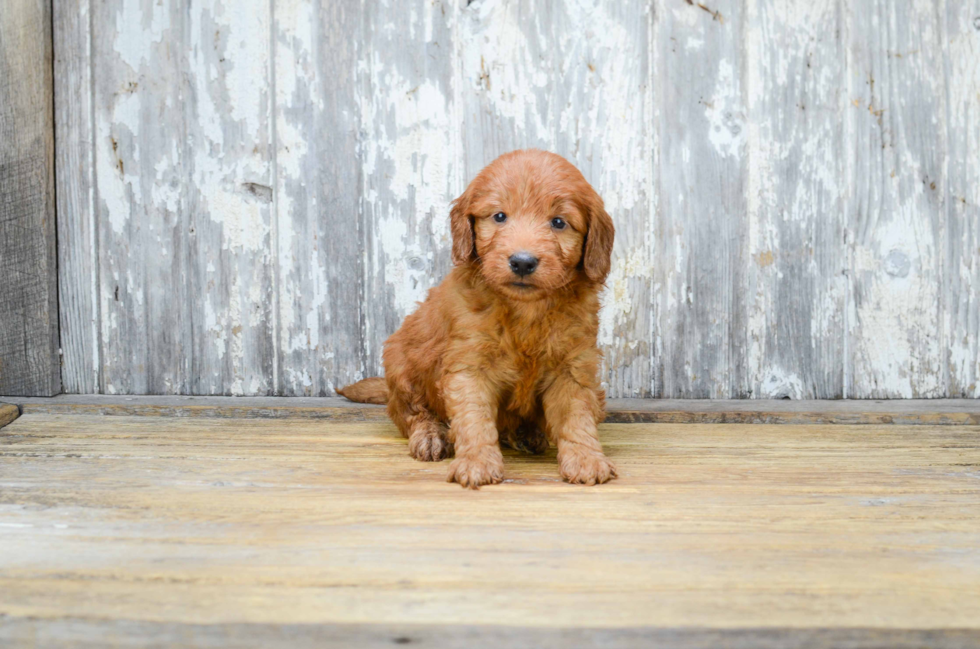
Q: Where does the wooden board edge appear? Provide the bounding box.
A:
[16,403,390,422]
[605,410,980,426]
[6,399,980,425]
[0,403,20,428]
[0,619,978,649]
[0,0,61,397]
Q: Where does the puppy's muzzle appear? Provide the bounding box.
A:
[508,252,539,277]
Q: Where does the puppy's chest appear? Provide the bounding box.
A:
[495,325,561,416]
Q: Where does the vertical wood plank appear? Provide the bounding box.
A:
[0,0,61,396]
[740,0,846,399]
[275,0,366,395]
[94,0,277,395]
[54,0,100,394]
[458,0,556,174]
[550,1,655,398]
[360,0,457,375]
[93,0,190,394]
[945,0,980,397]
[847,0,947,398]
[185,0,276,394]
[655,0,745,398]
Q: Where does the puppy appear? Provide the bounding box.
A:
[339,149,616,488]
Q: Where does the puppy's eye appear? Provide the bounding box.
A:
[551,217,567,230]
[493,212,507,223]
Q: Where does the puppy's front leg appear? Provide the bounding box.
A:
[443,372,504,489]
[543,376,617,485]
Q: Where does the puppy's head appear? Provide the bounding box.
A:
[450,149,614,301]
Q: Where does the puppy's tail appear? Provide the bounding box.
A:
[336,377,388,404]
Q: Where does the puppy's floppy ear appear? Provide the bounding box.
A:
[450,188,475,265]
[583,192,615,284]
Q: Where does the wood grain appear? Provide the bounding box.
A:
[740,0,846,399]
[54,0,100,395]
[655,0,744,398]
[274,0,366,396]
[945,0,980,398]
[1,414,978,637]
[458,0,555,174]
[92,0,191,394]
[0,0,61,397]
[184,0,277,395]
[846,0,948,398]
[1,621,979,649]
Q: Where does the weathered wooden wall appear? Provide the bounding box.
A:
[0,0,61,396]
[53,0,980,399]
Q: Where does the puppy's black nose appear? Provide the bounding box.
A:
[509,252,539,277]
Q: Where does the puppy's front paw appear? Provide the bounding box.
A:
[558,446,617,485]
[446,446,504,489]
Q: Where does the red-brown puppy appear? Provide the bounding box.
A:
[340,149,616,488]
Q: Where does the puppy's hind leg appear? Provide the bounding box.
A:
[407,416,453,462]
[387,390,453,462]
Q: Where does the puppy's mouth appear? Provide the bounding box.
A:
[509,281,538,290]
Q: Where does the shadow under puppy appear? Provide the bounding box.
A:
[340,149,616,488]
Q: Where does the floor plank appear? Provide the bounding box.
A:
[2,621,979,649]
[1,414,978,646]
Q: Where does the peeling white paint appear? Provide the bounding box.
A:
[113,0,169,71]
[204,300,227,360]
[70,0,976,400]
[759,369,805,400]
[944,2,980,398]
[706,60,745,159]
[98,92,142,235]
[740,0,848,399]
[364,64,454,316]
[599,247,653,347]
[460,0,553,145]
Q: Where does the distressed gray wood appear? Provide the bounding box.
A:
[92,0,190,394]
[92,1,276,395]
[53,0,980,399]
[184,1,276,395]
[945,1,980,398]
[0,0,61,397]
[274,0,366,396]
[360,0,457,375]
[846,0,948,398]
[458,0,556,169]
[739,0,846,399]
[655,0,745,398]
[54,0,100,394]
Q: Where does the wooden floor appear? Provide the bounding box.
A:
[1,409,979,647]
